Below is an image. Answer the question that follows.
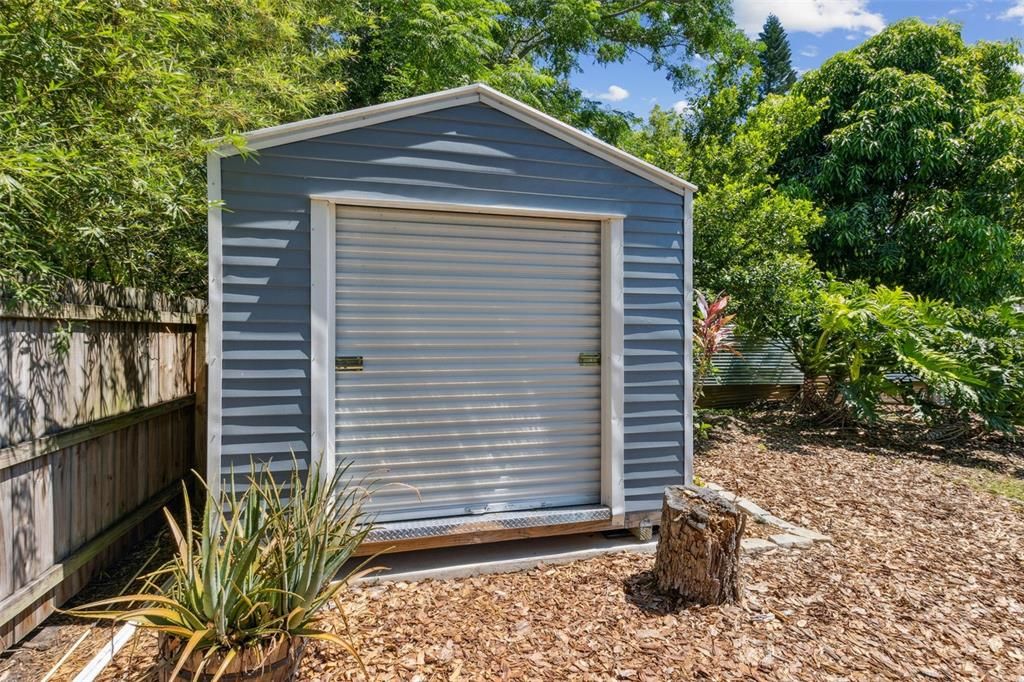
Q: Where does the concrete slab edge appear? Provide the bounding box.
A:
[361,539,659,584]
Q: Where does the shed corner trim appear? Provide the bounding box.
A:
[205,151,224,500]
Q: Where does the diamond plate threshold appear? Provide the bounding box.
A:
[364,505,612,544]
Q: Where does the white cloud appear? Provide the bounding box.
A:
[733,0,885,37]
[592,85,630,102]
[672,100,691,114]
[948,2,974,15]
[1001,0,1024,21]
[1012,63,1024,75]
[800,45,819,57]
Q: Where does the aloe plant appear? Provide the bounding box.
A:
[67,461,375,681]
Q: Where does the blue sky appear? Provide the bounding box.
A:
[572,0,1024,117]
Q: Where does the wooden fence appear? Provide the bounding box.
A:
[0,282,206,649]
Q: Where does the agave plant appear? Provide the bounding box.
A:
[67,461,375,681]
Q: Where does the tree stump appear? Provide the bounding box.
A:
[653,485,745,604]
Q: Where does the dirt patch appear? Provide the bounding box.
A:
[84,412,1024,680]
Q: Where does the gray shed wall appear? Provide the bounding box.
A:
[218,102,686,514]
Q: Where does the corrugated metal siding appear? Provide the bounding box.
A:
[700,333,803,408]
[219,102,685,513]
[708,336,803,386]
[335,206,602,522]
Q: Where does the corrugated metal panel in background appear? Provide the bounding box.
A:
[335,206,603,523]
[708,333,802,386]
[702,331,803,407]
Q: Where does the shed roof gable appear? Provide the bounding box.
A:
[212,83,696,196]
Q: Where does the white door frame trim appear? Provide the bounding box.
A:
[309,197,626,526]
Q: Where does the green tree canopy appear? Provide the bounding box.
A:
[781,19,1024,307]
[757,14,797,98]
[340,0,744,143]
[621,89,824,335]
[0,0,743,305]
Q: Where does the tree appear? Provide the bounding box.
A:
[1,0,747,306]
[780,19,1024,307]
[779,282,1024,433]
[621,89,824,333]
[0,0,367,305]
[341,0,745,142]
[757,14,796,97]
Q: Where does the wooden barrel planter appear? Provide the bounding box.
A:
[157,635,306,682]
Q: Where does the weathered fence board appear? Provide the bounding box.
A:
[0,282,205,650]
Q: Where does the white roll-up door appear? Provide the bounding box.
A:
[335,206,602,523]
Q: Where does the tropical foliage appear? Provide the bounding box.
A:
[781,19,1024,307]
[66,463,374,680]
[0,0,368,305]
[752,278,1023,432]
[625,18,1023,434]
[3,4,1021,434]
[692,291,738,406]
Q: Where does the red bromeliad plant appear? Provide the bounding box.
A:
[694,291,740,407]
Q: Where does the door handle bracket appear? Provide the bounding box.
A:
[336,356,364,371]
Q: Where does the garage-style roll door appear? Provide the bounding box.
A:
[335,206,602,523]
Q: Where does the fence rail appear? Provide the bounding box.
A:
[0,281,205,649]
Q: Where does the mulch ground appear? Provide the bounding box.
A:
[89,411,1024,679]
[0,530,172,682]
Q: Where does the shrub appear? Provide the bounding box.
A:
[693,290,739,406]
[67,463,374,680]
[792,282,1023,434]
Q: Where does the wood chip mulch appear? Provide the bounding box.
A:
[99,411,1024,681]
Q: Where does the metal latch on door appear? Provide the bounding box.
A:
[577,352,601,366]
[335,356,364,371]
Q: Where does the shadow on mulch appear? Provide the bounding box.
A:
[709,405,1021,478]
[622,570,697,615]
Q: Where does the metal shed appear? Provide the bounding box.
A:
[207,84,696,550]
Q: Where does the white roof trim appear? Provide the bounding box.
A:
[210,83,697,195]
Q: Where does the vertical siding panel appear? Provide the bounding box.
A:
[0,466,12,599]
[9,460,34,591]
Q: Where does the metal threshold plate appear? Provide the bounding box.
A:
[365,505,612,544]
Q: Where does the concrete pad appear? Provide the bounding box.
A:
[770,534,813,549]
[785,526,833,543]
[357,532,658,583]
[742,538,778,555]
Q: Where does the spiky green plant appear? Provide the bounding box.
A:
[66,461,375,680]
